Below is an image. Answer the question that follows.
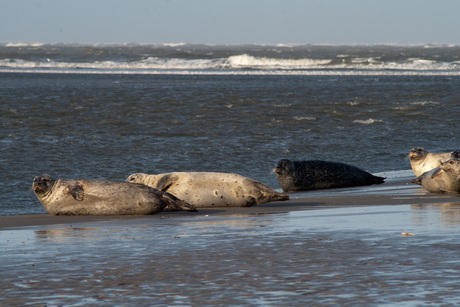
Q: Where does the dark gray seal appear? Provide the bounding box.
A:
[33,175,197,215]
[410,157,460,193]
[274,159,385,192]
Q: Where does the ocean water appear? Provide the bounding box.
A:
[1,43,460,215]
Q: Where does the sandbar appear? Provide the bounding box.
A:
[2,176,460,305]
[2,176,459,229]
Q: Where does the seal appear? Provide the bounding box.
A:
[32,175,197,215]
[450,150,460,159]
[126,172,289,207]
[274,159,385,192]
[408,147,451,177]
[410,157,460,193]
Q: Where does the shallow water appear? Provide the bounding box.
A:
[1,72,460,215]
[2,44,460,215]
[2,204,460,306]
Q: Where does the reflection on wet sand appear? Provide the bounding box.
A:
[411,202,460,228]
[35,227,101,240]
[2,204,459,306]
[183,212,286,230]
[34,225,155,242]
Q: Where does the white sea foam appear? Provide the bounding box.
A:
[2,67,460,76]
[161,43,188,47]
[353,118,384,124]
[5,42,44,47]
[2,57,460,75]
[1,50,460,75]
[293,116,316,121]
[347,101,360,106]
[2,43,460,75]
[410,101,440,106]
[223,54,331,69]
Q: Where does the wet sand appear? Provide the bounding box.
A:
[2,176,460,305]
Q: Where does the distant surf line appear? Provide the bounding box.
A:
[2,68,460,76]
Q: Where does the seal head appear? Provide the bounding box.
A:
[408,147,427,162]
[410,157,460,193]
[450,150,460,159]
[409,147,452,177]
[33,175,55,197]
[440,158,460,180]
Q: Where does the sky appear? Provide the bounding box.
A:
[1,0,459,45]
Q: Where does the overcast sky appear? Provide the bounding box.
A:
[1,0,459,45]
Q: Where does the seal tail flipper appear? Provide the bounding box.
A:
[371,175,386,185]
[161,191,198,212]
[256,192,290,205]
[270,193,290,202]
[249,180,290,204]
[410,176,423,185]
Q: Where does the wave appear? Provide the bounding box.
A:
[5,42,45,47]
[2,55,460,71]
[2,43,460,75]
[2,55,460,73]
[223,54,331,69]
[2,68,460,76]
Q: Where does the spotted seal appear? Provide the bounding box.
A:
[408,147,451,177]
[274,159,385,192]
[32,175,197,215]
[126,172,289,207]
[410,157,460,193]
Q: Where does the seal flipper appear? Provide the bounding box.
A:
[161,191,197,212]
[70,184,85,201]
[155,174,179,192]
[430,168,443,179]
[370,174,386,184]
[246,179,290,204]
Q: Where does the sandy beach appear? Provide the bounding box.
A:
[2,176,460,305]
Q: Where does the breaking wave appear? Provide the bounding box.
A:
[2,43,460,75]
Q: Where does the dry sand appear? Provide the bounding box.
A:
[2,176,460,305]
